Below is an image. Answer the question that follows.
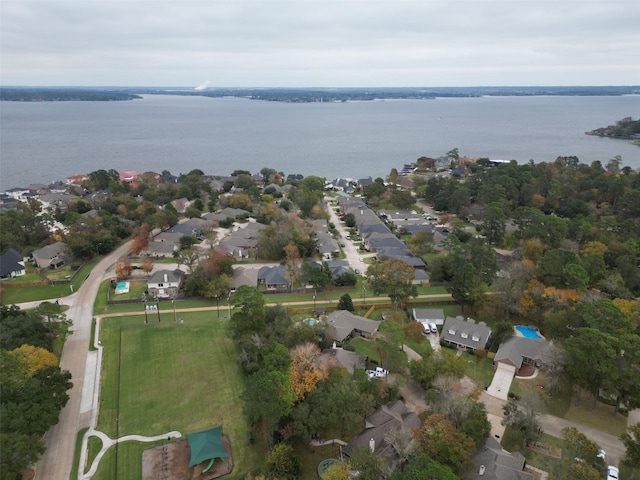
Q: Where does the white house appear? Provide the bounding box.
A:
[147,269,185,299]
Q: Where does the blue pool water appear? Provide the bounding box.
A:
[515,325,542,339]
[116,282,127,290]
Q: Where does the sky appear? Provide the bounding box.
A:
[1,0,639,87]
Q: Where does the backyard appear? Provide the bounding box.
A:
[91,313,264,479]
[0,257,100,304]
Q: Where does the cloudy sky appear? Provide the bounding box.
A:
[1,0,638,87]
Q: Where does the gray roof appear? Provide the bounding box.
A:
[0,248,25,277]
[146,241,177,256]
[343,401,422,462]
[441,316,492,351]
[32,242,69,268]
[494,336,553,369]
[322,348,367,373]
[467,437,533,480]
[232,266,258,288]
[148,269,184,285]
[413,308,445,322]
[258,265,290,287]
[325,310,379,343]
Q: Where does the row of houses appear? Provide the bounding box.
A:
[336,196,435,284]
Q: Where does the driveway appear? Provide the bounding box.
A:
[486,363,515,400]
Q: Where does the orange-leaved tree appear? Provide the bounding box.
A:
[288,342,329,401]
[11,344,58,377]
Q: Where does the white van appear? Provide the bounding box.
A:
[430,323,438,334]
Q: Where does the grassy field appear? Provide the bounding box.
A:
[92,313,265,479]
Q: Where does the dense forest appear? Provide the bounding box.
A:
[586,117,640,140]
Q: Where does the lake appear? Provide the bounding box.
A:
[1,94,638,190]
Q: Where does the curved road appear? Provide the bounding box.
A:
[34,241,131,480]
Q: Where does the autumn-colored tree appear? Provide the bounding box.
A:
[322,462,350,480]
[115,258,132,279]
[11,345,58,377]
[140,257,154,274]
[403,321,425,344]
[284,243,301,286]
[288,342,329,401]
[580,241,608,258]
[519,238,545,264]
[414,413,475,471]
[227,193,253,210]
[130,234,149,255]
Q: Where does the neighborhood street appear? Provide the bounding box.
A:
[34,241,132,480]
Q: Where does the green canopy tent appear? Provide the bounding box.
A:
[186,425,228,469]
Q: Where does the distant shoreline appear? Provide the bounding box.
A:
[1,86,639,103]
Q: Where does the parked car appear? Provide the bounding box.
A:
[607,466,619,480]
[367,367,389,378]
[597,449,606,462]
[355,268,361,275]
[430,323,438,334]
[421,322,430,334]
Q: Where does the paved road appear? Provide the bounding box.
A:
[34,241,131,480]
[325,196,373,274]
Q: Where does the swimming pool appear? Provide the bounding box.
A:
[515,325,542,339]
[114,281,130,294]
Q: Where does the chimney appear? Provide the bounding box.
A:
[369,438,375,453]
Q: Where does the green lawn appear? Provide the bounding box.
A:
[92,313,264,479]
[0,257,100,305]
[509,374,627,437]
[110,279,147,301]
[0,272,45,284]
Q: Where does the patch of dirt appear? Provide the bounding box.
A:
[142,435,234,480]
[20,468,35,480]
[527,441,562,459]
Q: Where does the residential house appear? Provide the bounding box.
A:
[324,310,379,346]
[494,336,553,376]
[467,437,534,480]
[146,241,177,258]
[257,265,291,291]
[4,187,30,200]
[147,269,185,299]
[66,174,88,187]
[441,316,492,352]
[32,242,71,269]
[170,197,190,214]
[321,347,367,373]
[412,269,430,285]
[231,266,259,290]
[364,234,405,253]
[316,231,340,260]
[342,400,422,465]
[0,248,26,278]
[219,221,266,258]
[356,178,374,190]
[119,170,141,187]
[412,308,445,326]
[38,192,81,213]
